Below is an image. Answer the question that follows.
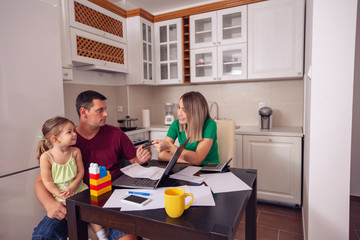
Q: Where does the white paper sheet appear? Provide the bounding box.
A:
[169,166,205,184]
[103,185,215,211]
[200,172,252,193]
[120,163,165,180]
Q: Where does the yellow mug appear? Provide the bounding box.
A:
[164,188,194,218]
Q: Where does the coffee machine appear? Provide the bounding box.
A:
[164,103,175,125]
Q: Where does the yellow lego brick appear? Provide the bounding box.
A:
[90,185,112,197]
[89,171,111,186]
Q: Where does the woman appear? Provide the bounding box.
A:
[153,91,219,165]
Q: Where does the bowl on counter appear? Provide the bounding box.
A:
[118,116,138,131]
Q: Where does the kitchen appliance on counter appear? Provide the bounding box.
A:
[164,103,175,125]
[259,107,273,129]
[118,116,138,131]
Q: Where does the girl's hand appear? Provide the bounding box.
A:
[60,187,75,199]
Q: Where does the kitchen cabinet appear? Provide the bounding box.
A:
[154,18,183,84]
[234,134,243,168]
[190,6,247,83]
[242,135,302,205]
[190,43,247,83]
[69,0,126,44]
[69,28,127,72]
[248,0,305,80]
[190,6,247,49]
[126,17,155,85]
[59,0,128,74]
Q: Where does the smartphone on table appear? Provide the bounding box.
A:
[121,194,152,206]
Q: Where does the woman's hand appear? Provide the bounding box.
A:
[152,139,172,153]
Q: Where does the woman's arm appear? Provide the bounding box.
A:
[180,138,213,165]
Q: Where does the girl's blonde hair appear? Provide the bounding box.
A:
[179,91,210,143]
[36,116,75,160]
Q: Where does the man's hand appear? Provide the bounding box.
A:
[136,145,152,164]
[46,200,67,220]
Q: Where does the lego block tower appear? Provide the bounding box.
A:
[89,163,112,197]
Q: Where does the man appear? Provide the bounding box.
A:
[33,90,151,240]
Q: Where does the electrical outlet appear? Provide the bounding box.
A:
[117,106,123,112]
[259,102,265,109]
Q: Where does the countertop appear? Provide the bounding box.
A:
[149,124,303,137]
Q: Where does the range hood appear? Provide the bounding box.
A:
[76,64,127,74]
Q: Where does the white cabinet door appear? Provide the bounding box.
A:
[234,134,243,168]
[190,11,217,49]
[155,18,183,85]
[126,17,155,85]
[218,44,247,81]
[190,6,247,49]
[243,135,302,205]
[248,0,305,79]
[190,47,217,83]
[217,6,247,45]
[70,28,127,72]
[69,0,126,44]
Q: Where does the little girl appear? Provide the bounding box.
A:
[37,116,108,240]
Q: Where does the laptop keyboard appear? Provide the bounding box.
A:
[134,178,155,186]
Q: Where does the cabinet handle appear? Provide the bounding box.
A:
[268,138,272,142]
[64,73,68,76]
[213,77,216,80]
[213,42,216,45]
[218,41,221,44]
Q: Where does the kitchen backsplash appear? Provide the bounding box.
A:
[64,79,303,128]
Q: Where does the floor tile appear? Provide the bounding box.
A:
[257,202,302,219]
[279,231,303,240]
[235,222,279,240]
[257,211,303,235]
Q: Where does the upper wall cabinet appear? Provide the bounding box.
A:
[68,0,126,44]
[154,18,183,85]
[59,0,127,75]
[126,17,154,85]
[190,6,247,49]
[248,0,305,80]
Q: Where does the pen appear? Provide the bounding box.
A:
[128,191,151,196]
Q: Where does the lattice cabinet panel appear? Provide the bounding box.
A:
[70,28,127,72]
[69,0,126,44]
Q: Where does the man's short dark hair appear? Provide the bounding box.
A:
[76,90,107,117]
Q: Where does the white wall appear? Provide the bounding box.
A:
[350,0,360,197]
[303,0,357,239]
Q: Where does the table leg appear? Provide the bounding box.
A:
[67,200,88,240]
[245,177,257,240]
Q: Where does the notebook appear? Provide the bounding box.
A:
[112,138,189,189]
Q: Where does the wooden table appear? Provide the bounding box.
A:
[67,162,257,240]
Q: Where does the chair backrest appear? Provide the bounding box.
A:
[215,119,235,167]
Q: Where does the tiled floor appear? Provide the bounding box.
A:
[235,202,303,240]
[350,196,360,240]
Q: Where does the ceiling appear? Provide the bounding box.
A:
[108,0,224,15]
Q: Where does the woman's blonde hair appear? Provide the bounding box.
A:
[179,91,210,143]
[36,116,74,160]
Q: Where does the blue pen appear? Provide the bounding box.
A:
[128,191,150,196]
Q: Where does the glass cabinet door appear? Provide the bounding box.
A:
[190,12,216,49]
[155,18,183,84]
[190,47,217,83]
[218,44,247,80]
[217,6,247,45]
[142,20,154,82]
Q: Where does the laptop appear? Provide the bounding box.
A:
[112,138,189,189]
[200,158,232,172]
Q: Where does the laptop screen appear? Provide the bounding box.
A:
[155,138,189,187]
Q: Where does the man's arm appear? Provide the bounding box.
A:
[34,174,67,220]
